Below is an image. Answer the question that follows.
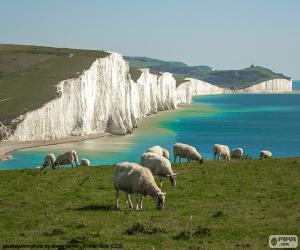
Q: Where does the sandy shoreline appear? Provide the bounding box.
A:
[0,106,186,161]
[0,133,109,161]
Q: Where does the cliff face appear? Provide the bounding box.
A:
[233,79,292,93]
[176,78,229,104]
[176,78,293,104]
[7,52,292,142]
[10,53,177,141]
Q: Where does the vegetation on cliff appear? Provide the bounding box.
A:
[0,44,108,125]
[125,56,290,88]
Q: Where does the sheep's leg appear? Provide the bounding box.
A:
[214,153,216,160]
[115,190,119,209]
[160,176,163,188]
[136,194,140,210]
[139,195,144,210]
[187,158,190,164]
[126,193,133,209]
[174,155,177,164]
[179,157,182,165]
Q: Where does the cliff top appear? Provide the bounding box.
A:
[125,56,290,88]
[0,44,109,124]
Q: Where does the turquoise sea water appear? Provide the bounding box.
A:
[1,83,300,170]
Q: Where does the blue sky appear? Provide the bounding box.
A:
[1,0,299,78]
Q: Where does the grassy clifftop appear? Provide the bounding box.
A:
[125,56,290,88]
[0,44,109,125]
[0,158,298,249]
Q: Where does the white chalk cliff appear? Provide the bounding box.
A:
[176,78,230,104]
[10,53,177,141]
[233,78,292,93]
[8,52,292,141]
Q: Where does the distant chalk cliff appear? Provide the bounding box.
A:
[6,52,292,142]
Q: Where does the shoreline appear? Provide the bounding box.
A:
[0,133,109,161]
[0,106,186,161]
[1,91,297,162]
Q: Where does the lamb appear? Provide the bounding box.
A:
[147,145,170,159]
[140,152,177,188]
[173,143,204,164]
[81,158,91,166]
[113,162,166,210]
[213,144,231,161]
[42,153,56,169]
[260,150,272,159]
[53,150,79,168]
[231,148,244,159]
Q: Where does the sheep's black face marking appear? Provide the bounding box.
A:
[169,176,176,186]
[156,193,166,210]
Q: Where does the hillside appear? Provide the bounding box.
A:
[0,44,109,126]
[125,56,290,88]
[0,158,299,249]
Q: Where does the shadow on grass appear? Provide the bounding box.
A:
[73,204,115,211]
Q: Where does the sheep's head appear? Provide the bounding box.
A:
[190,152,204,164]
[167,173,177,186]
[155,192,166,210]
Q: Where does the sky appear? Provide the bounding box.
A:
[1,0,300,78]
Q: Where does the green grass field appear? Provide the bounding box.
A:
[0,158,299,249]
[0,44,109,125]
[124,57,290,88]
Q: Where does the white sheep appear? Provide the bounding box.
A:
[260,150,272,159]
[140,152,177,188]
[147,145,170,159]
[53,150,79,168]
[173,143,204,164]
[81,158,91,166]
[42,153,56,169]
[113,162,166,210]
[231,148,244,159]
[213,144,231,161]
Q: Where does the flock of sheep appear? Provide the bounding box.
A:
[37,150,90,170]
[38,143,272,211]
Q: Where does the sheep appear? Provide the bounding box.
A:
[147,145,170,159]
[260,150,272,159]
[140,152,177,188]
[213,144,231,161]
[53,150,79,168]
[113,162,166,210]
[42,153,56,169]
[231,148,244,159]
[173,143,204,164]
[81,158,91,166]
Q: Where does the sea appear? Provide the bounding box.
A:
[1,80,299,170]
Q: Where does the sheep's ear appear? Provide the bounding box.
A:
[173,172,178,176]
[161,192,166,196]
[166,174,171,177]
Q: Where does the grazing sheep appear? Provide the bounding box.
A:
[81,158,91,166]
[213,144,231,161]
[140,152,177,188]
[114,162,166,210]
[42,153,56,169]
[260,150,272,159]
[147,145,170,159]
[53,150,79,168]
[173,143,204,164]
[231,148,244,159]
